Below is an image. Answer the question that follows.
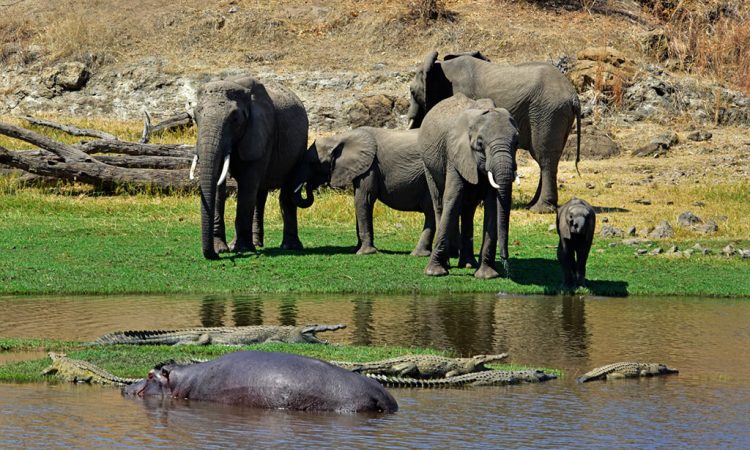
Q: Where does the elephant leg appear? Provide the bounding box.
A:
[529,128,566,214]
[475,190,499,279]
[575,238,592,287]
[411,204,434,257]
[354,174,378,255]
[213,181,230,253]
[252,189,268,248]
[557,240,576,289]
[231,163,261,253]
[457,192,479,269]
[279,185,303,250]
[425,171,462,276]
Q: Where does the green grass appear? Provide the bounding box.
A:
[0,339,560,383]
[0,179,749,297]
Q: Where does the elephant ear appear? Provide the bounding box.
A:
[420,51,452,110]
[238,82,276,162]
[329,130,377,189]
[447,110,484,185]
[557,204,572,240]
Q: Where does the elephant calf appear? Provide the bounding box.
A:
[556,197,596,289]
[291,127,435,256]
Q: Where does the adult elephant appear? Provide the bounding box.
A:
[419,94,519,279]
[407,51,580,213]
[193,75,308,260]
[291,127,434,256]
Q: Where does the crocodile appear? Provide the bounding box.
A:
[90,324,347,346]
[41,352,141,385]
[576,362,679,383]
[365,369,557,388]
[330,353,509,378]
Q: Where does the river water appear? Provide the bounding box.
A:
[1,294,749,448]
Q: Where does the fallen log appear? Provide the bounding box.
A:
[20,115,118,141]
[140,111,194,144]
[77,140,194,157]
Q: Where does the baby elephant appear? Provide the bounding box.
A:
[556,197,596,289]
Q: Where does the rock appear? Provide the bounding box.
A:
[600,224,624,238]
[43,61,90,92]
[633,198,652,205]
[694,220,718,234]
[569,47,637,93]
[687,130,712,141]
[692,243,712,255]
[601,216,609,223]
[635,248,649,255]
[626,226,637,236]
[740,250,750,259]
[721,244,736,256]
[649,247,663,255]
[347,94,408,128]
[692,201,706,207]
[632,131,678,157]
[562,126,621,161]
[622,238,649,246]
[648,220,674,239]
[586,182,595,189]
[667,245,679,254]
[604,181,614,188]
[677,211,703,228]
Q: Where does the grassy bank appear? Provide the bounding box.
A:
[0,339,557,383]
[1,179,748,297]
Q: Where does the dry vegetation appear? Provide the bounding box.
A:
[1,0,749,244]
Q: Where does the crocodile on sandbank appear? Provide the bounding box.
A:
[576,362,679,383]
[365,369,557,388]
[90,324,346,345]
[41,352,141,385]
[330,353,509,378]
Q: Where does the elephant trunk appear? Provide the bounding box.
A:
[197,124,230,260]
[406,100,423,129]
[488,147,515,261]
[290,145,323,209]
[293,183,315,209]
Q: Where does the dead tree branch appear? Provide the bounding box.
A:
[20,115,119,141]
[140,111,194,144]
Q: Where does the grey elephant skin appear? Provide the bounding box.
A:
[292,127,435,255]
[556,197,596,288]
[122,351,398,414]
[419,93,519,279]
[194,75,308,259]
[407,51,581,213]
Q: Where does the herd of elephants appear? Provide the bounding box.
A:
[192,50,596,286]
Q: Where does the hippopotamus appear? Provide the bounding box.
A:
[122,351,398,414]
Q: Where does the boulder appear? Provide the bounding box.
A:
[562,126,621,161]
[43,62,90,92]
[347,94,408,128]
[569,47,637,93]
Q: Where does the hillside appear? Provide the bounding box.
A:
[1,0,749,244]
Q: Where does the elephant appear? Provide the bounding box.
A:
[556,197,596,289]
[291,127,435,256]
[407,51,581,213]
[193,75,308,260]
[419,93,519,279]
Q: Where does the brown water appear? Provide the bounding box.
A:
[1,294,749,448]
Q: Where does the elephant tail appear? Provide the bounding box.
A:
[573,96,581,177]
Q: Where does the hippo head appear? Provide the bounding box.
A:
[122,366,172,398]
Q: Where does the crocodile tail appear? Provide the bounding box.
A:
[365,373,455,388]
[301,324,347,334]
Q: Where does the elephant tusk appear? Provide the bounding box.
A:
[217,154,230,186]
[294,182,305,194]
[514,171,520,186]
[189,155,198,180]
[407,119,414,129]
[487,171,501,189]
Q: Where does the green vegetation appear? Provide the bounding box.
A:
[0,339,560,383]
[1,180,748,297]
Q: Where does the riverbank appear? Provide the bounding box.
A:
[0,338,555,383]
[1,179,748,297]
